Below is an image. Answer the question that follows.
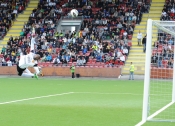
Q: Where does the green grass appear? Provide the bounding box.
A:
[0,77,174,126]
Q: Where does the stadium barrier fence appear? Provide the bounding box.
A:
[0,66,121,78]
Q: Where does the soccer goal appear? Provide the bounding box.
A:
[136,19,175,126]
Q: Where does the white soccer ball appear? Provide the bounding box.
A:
[70,9,79,18]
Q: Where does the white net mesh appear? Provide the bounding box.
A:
[148,20,175,121]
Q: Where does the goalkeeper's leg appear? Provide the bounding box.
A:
[33,67,43,76]
[24,68,38,79]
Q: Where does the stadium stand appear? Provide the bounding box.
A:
[122,0,164,75]
[151,0,174,69]
[0,0,27,40]
[0,0,151,69]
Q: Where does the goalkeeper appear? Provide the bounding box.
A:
[17,35,42,79]
[17,52,41,79]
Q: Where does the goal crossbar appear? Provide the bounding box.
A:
[153,21,175,36]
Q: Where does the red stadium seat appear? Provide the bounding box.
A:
[162,60,168,68]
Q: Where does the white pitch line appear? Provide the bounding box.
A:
[73,92,143,96]
[0,92,74,105]
[74,92,171,96]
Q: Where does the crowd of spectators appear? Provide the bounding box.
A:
[0,0,27,40]
[151,0,175,68]
[0,0,151,67]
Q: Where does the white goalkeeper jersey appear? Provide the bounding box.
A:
[19,53,36,69]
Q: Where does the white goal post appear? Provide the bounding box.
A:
[136,19,175,126]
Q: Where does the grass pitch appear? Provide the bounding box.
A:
[0,77,174,126]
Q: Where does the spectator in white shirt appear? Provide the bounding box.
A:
[7,60,12,66]
[57,7,63,14]
[48,19,53,24]
[171,8,175,13]
[117,22,123,29]
[77,57,82,66]
[120,54,125,63]
[84,26,89,33]
[42,32,46,36]
[72,37,75,44]
[103,18,108,25]
[63,37,67,43]
[98,43,103,50]
[52,57,61,65]
[30,12,35,17]
[137,30,142,46]
[132,14,137,21]
[123,47,128,56]
[83,38,88,45]
[162,10,166,16]
[123,31,128,39]
[82,31,86,38]
[117,49,122,58]
[129,12,134,17]
[113,11,118,17]
[51,23,55,28]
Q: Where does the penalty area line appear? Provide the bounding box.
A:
[0,92,74,105]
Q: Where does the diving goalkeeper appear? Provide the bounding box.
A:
[17,35,41,79]
[17,52,41,79]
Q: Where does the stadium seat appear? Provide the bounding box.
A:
[162,60,168,68]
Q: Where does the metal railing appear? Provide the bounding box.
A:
[61,16,83,20]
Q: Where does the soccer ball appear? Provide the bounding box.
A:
[70,9,79,18]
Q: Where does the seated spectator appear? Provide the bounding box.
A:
[47,46,52,54]
[2,57,6,66]
[65,53,71,62]
[123,47,128,56]
[18,4,24,13]
[77,57,82,66]
[20,30,25,36]
[96,54,102,62]
[41,54,46,62]
[1,46,6,54]
[82,57,86,65]
[0,56,2,65]
[5,55,10,63]
[151,54,157,64]
[62,58,67,65]
[117,49,122,59]
[82,45,88,54]
[10,56,16,64]
[104,54,111,62]
[11,51,16,56]
[123,31,128,39]
[108,57,115,67]
[7,60,12,66]
[120,54,125,64]
[46,54,52,62]
[132,14,137,22]
[92,44,98,56]
[52,57,61,66]
[168,58,173,68]
[157,54,163,68]
[56,7,63,14]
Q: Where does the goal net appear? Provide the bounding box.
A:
[136,19,175,126]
